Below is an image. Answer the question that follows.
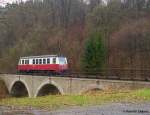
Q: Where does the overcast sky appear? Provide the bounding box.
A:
[0,0,27,6]
[0,0,107,7]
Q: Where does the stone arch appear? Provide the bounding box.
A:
[35,80,64,97]
[80,85,104,94]
[10,80,30,97]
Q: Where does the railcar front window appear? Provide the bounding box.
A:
[59,57,66,64]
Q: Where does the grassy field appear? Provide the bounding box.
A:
[0,89,150,110]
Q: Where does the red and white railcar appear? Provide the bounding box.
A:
[17,55,68,74]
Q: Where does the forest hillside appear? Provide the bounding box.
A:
[0,0,149,79]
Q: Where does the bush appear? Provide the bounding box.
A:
[0,79,8,98]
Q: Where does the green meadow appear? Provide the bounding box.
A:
[0,89,150,110]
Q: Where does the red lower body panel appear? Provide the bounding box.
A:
[17,64,68,73]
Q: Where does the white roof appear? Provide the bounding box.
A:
[20,55,58,59]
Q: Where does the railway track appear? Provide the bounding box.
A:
[0,72,150,82]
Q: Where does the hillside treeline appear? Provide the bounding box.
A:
[0,0,150,78]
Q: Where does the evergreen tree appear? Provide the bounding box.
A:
[82,32,106,73]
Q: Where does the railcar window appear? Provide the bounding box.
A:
[47,58,50,64]
[25,60,29,64]
[39,59,42,64]
[36,59,38,64]
[22,60,24,65]
[19,60,21,64]
[33,59,35,64]
[43,59,46,64]
[53,58,56,64]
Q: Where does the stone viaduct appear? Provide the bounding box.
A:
[0,74,150,98]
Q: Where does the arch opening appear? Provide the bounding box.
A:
[37,84,61,96]
[11,81,28,97]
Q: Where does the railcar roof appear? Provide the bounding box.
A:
[20,55,60,59]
